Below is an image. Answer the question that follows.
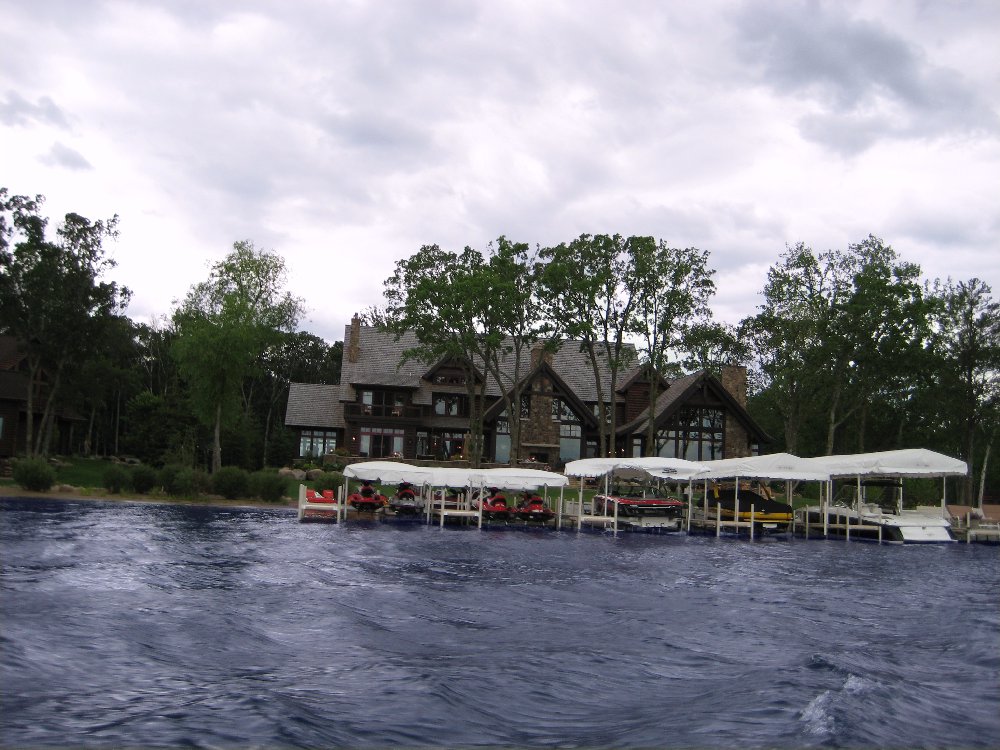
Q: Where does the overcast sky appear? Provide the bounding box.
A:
[3,0,998,344]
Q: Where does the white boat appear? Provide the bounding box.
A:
[794,449,966,544]
[796,502,956,543]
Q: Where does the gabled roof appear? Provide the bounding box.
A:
[422,354,485,384]
[618,369,771,443]
[481,358,599,427]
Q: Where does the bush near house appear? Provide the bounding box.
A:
[251,471,290,503]
[12,458,56,492]
[212,466,250,500]
[131,464,158,494]
[102,464,131,494]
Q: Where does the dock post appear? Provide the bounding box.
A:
[750,504,755,541]
[716,504,721,537]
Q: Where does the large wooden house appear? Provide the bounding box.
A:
[284,316,770,467]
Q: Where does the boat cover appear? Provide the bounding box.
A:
[696,452,830,481]
[563,457,708,480]
[802,449,968,479]
[343,461,436,484]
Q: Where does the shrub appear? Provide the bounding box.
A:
[130,464,158,494]
[313,471,344,493]
[102,464,131,494]
[12,458,55,492]
[161,464,196,497]
[212,466,250,500]
[250,471,289,503]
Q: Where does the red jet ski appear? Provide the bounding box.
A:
[513,491,555,523]
[479,488,512,521]
[347,481,388,513]
[388,481,424,515]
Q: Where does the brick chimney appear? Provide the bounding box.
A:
[347,314,361,364]
[720,364,747,407]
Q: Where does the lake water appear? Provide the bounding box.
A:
[1,496,998,749]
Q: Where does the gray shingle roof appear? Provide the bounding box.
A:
[284,383,343,428]
[339,324,637,405]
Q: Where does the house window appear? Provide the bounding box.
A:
[360,390,406,417]
[299,429,337,458]
[359,426,405,458]
[559,423,582,463]
[494,419,510,464]
[433,431,466,459]
[654,407,724,461]
[433,392,468,417]
[416,431,430,458]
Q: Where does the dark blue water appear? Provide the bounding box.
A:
[1,497,997,749]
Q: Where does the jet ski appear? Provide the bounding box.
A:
[513,491,555,523]
[347,481,388,513]
[388,481,424,515]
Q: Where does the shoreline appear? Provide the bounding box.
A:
[0,483,298,511]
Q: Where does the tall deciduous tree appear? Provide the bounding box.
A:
[0,188,129,456]
[925,278,999,504]
[539,234,638,457]
[383,244,494,466]
[477,237,549,463]
[629,239,715,456]
[172,240,303,473]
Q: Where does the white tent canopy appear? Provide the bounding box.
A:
[471,467,569,490]
[563,456,709,481]
[343,462,568,490]
[342,461,435,485]
[696,452,831,482]
[801,449,968,479]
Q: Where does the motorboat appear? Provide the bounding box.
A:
[594,493,686,529]
[513,491,556,523]
[387,481,424,515]
[706,487,793,532]
[347,481,388,513]
[796,502,956,543]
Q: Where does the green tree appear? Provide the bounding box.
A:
[172,240,303,473]
[740,243,835,455]
[0,188,130,456]
[924,278,999,504]
[539,234,639,457]
[383,244,495,466]
[629,239,716,456]
[477,237,549,463]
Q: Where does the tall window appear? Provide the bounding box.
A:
[359,426,405,458]
[299,430,337,458]
[654,407,724,461]
[433,392,468,417]
[494,418,511,464]
[551,397,583,463]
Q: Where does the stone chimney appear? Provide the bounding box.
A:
[347,313,361,364]
[720,364,747,407]
[530,341,553,369]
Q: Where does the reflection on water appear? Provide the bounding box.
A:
[2,497,998,748]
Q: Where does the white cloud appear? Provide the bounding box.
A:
[1,0,997,345]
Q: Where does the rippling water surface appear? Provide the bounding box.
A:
[2,497,998,749]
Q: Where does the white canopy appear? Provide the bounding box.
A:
[696,452,831,482]
[471,467,569,490]
[802,449,968,479]
[344,462,568,490]
[342,461,435,484]
[563,456,709,481]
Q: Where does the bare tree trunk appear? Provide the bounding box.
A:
[977,428,994,509]
[212,401,223,473]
